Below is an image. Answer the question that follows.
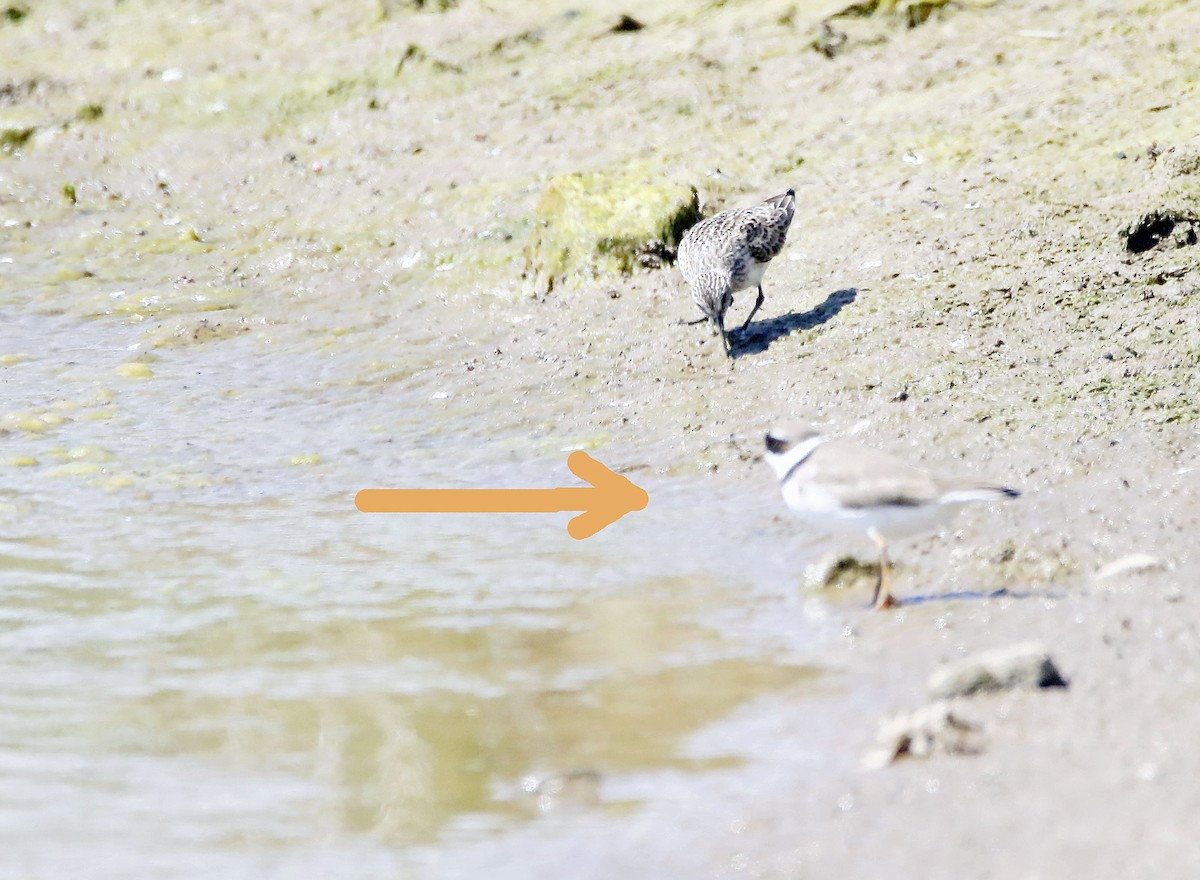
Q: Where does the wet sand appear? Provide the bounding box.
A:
[3,0,1200,876]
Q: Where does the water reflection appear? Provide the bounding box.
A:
[91,563,820,844]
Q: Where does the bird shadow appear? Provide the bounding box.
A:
[732,287,857,358]
[878,586,1064,609]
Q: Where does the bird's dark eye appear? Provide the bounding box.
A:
[765,434,789,454]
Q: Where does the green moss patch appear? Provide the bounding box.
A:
[0,126,35,155]
[525,166,701,294]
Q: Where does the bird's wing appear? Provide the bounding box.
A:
[741,205,793,263]
[808,441,943,508]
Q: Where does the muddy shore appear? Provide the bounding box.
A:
[3,0,1200,876]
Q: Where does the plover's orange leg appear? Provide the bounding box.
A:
[868,527,900,610]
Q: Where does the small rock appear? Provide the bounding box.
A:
[928,642,1068,700]
[804,553,879,593]
[609,14,644,32]
[863,701,980,770]
[811,21,848,57]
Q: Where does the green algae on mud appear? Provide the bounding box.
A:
[0,125,35,155]
[525,167,701,294]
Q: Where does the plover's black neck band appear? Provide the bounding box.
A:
[778,437,825,486]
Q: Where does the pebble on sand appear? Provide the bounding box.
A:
[862,701,980,770]
[928,642,1069,700]
[804,553,880,593]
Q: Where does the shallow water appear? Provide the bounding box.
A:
[1,295,843,878]
[0,3,882,872]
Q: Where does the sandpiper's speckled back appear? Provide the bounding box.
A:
[677,189,796,326]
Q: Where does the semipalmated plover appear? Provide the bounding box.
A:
[763,423,1019,609]
[677,189,795,356]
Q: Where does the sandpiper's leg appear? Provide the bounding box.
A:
[740,285,766,331]
[868,527,900,610]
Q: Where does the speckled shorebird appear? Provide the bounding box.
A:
[677,188,796,356]
[763,423,1020,610]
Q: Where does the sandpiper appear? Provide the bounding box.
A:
[677,188,796,356]
[763,423,1019,609]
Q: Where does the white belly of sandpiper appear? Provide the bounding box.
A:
[737,259,768,292]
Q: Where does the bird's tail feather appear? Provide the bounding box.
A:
[765,188,795,208]
[940,485,1020,504]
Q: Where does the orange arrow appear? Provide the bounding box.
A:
[355,451,649,539]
